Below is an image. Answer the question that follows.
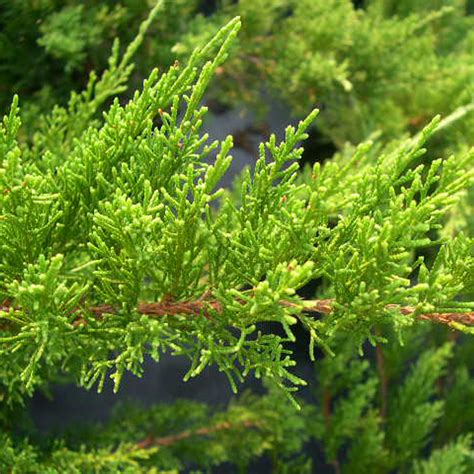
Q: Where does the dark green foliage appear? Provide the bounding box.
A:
[2,1,474,149]
[3,335,473,472]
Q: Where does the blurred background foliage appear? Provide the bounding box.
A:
[2,0,474,149]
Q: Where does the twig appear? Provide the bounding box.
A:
[375,340,388,420]
[136,419,260,449]
[322,386,341,474]
[1,297,473,330]
[88,298,474,327]
[322,387,332,430]
[303,300,474,327]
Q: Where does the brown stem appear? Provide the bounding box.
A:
[136,419,260,449]
[375,341,388,420]
[1,297,473,330]
[322,387,332,430]
[322,387,341,474]
[84,299,474,327]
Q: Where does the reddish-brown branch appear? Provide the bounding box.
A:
[136,419,260,450]
[72,296,222,327]
[384,303,474,326]
[303,300,474,327]
[322,386,341,474]
[375,341,388,420]
[322,387,332,430]
[85,298,474,327]
[1,297,473,330]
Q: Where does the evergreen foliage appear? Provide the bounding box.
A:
[0,1,473,472]
[0,0,196,115]
[2,1,474,149]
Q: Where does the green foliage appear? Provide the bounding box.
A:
[2,1,474,150]
[3,336,473,472]
[305,333,474,473]
[0,1,473,472]
[165,0,474,147]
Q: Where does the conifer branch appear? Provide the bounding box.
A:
[136,419,261,449]
[1,297,472,330]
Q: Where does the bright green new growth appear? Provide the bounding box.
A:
[1,1,474,472]
[0,0,473,406]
